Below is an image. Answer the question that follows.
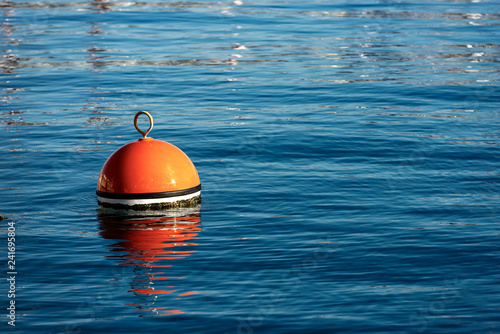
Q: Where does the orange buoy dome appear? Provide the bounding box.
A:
[96,111,201,209]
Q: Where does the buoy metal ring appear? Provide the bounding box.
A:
[134,111,154,138]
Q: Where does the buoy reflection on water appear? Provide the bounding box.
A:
[98,207,201,316]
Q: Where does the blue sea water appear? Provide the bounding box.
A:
[1,0,499,333]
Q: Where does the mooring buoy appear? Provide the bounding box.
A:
[96,111,201,209]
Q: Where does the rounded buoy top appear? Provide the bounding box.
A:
[96,111,201,208]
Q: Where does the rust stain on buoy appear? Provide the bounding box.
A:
[96,111,201,209]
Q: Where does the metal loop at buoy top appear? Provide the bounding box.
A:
[134,111,154,138]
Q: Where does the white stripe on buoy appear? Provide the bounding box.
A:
[97,191,201,207]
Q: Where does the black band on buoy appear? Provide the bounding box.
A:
[96,184,201,200]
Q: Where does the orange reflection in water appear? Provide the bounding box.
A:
[98,208,201,316]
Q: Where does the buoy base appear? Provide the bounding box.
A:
[97,192,201,210]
